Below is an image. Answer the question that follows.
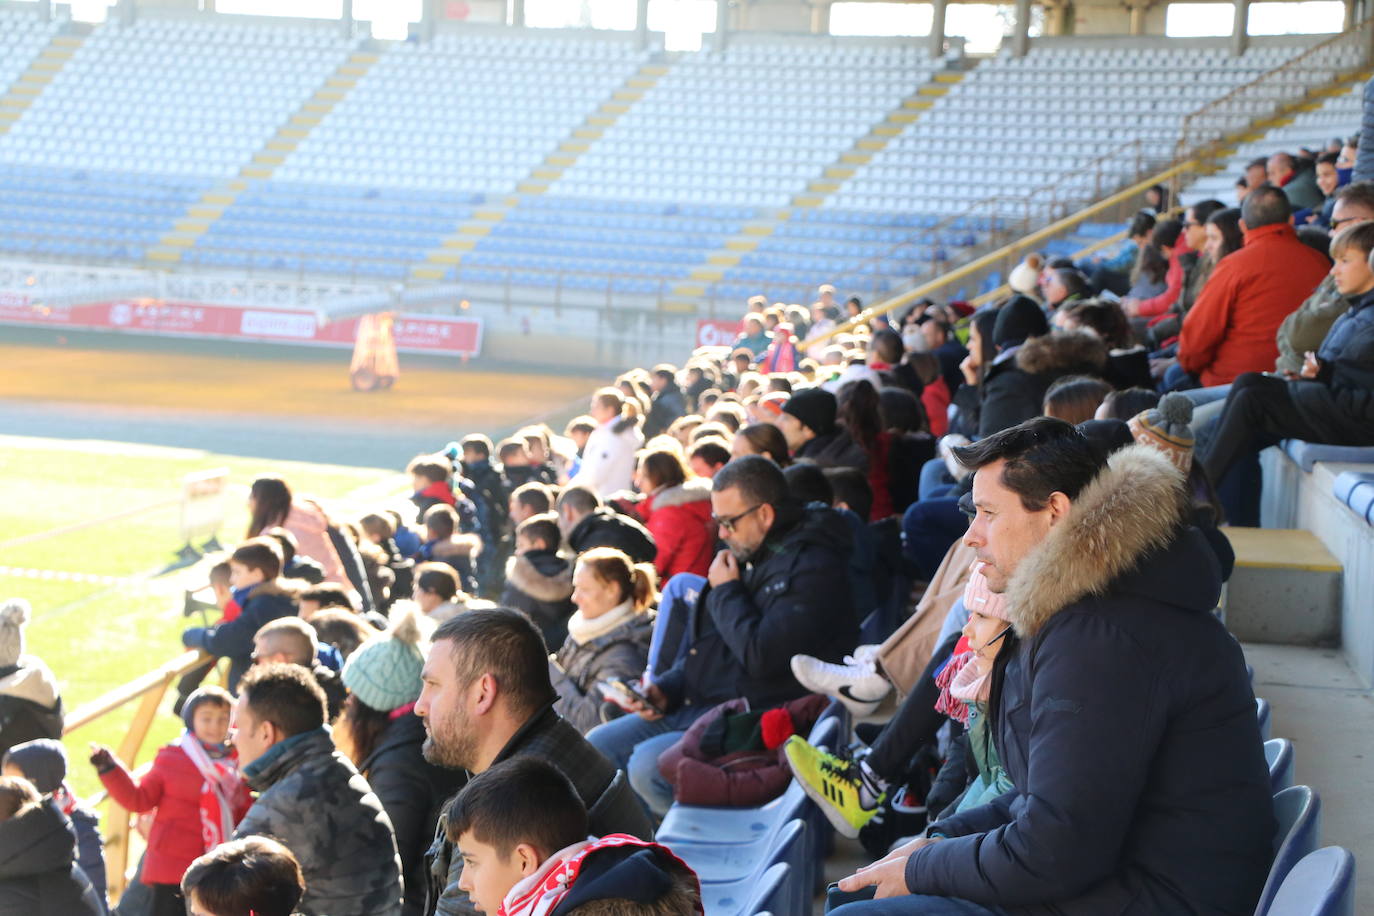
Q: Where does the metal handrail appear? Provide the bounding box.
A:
[805,157,1200,347]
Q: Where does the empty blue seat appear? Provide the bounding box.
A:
[1266,739,1295,794]
[661,817,805,887]
[1280,440,1374,472]
[741,862,792,916]
[1264,846,1355,916]
[1257,697,1272,742]
[1332,471,1374,526]
[1256,786,1323,915]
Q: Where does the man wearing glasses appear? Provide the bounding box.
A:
[586,454,858,818]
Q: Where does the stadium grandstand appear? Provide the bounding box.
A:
[1,0,1374,913]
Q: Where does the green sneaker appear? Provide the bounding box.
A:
[783,735,884,838]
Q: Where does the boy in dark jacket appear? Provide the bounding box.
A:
[0,776,103,915]
[181,538,298,694]
[1203,220,1374,488]
[409,456,480,536]
[445,758,700,916]
[500,515,575,650]
[2,740,107,909]
[458,435,511,596]
[415,505,482,597]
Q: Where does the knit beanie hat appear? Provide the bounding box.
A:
[993,296,1049,349]
[781,387,838,436]
[1129,392,1195,472]
[342,601,429,713]
[2,739,66,793]
[0,598,30,668]
[962,562,1009,622]
[1076,418,1135,458]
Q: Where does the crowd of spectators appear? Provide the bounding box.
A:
[1,131,1372,916]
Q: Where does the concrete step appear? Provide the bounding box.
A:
[1223,527,1342,646]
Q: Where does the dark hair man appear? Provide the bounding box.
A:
[833,418,1271,915]
[416,609,653,916]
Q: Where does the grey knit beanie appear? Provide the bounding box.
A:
[0,598,30,668]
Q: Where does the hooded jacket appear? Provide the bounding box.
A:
[1287,288,1374,444]
[643,381,687,439]
[550,610,653,734]
[0,659,63,759]
[640,479,716,579]
[359,712,469,916]
[1179,222,1330,386]
[957,332,1108,439]
[0,799,103,916]
[236,728,402,916]
[500,550,576,649]
[426,704,655,916]
[793,427,870,472]
[906,446,1273,915]
[498,835,702,916]
[655,504,858,713]
[424,535,483,597]
[566,508,656,566]
[575,416,643,497]
[182,581,299,693]
[98,739,252,886]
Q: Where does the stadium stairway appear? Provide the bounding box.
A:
[409,59,673,282]
[663,68,972,309]
[145,46,377,265]
[0,32,85,139]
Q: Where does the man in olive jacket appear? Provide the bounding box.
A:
[233,663,403,916]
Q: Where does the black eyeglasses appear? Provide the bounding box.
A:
[712,504,763,533]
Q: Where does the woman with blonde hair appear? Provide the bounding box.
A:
[550,548,656,734]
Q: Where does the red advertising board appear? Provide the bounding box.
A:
[695,318,741,349]
[0,297,483,357]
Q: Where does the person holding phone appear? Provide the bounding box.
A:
[585,455,859,818]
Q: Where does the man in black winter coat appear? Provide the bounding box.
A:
[834,418,1273,916]
[642,365,687,439]
[416,609,653,916]
[556,486,656,565]
[0,781,103,916]
[588,455,859,816]
[777,387,869,471]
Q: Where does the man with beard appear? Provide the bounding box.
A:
[415,609,652,916]
[586,454,859,816]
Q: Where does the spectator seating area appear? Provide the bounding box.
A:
[0,17,1323,302]
[830,42,1305,218]
[1183,81,1364,205]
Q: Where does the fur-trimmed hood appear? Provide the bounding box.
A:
[1014,330,1108,377]
[1004,445,1190,638]
[505,552,574,603]
[648,477,713,510]
[431,534,483,560]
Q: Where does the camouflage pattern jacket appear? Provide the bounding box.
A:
[236,727,403,916]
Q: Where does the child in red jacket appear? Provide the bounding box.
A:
[89,686,251,916]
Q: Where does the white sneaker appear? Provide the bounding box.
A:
[791,653,892,718]
[846,644,882,667]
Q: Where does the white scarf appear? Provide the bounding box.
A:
[565,600,637,645]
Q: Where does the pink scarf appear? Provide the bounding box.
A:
[177,733,243,852]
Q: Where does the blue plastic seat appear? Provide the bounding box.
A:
[741,862,792,916]
[1266,739,1295,794]
[656,780,808,846]
[661,816,805,887]
[1257,786,1323,914]
[1264,846,1355,916]
[1257,697,1272,742]
[1281,440,1374,472]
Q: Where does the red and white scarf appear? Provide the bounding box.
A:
[177,733,240,851]
[498,835,701,916]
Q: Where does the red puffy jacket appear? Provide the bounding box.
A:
[99,742,252,885]
[640,479,715,579]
